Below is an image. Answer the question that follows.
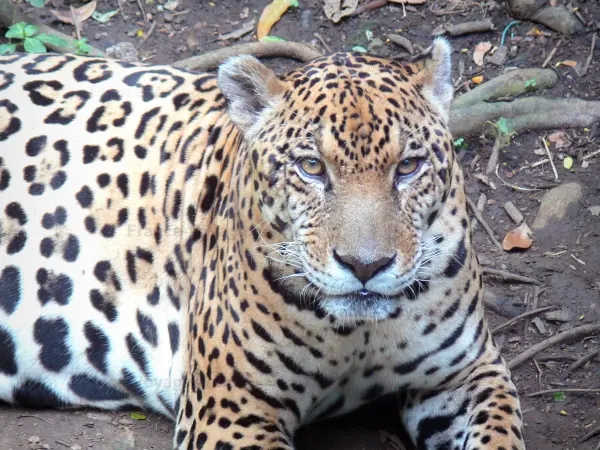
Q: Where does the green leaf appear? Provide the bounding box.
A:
[23,24,40,38]
[37,33,68,47]
[289,0,299,6]
[260,36,286,42]
[563,156,573,170]
[23,37,47,53]
[352,46,368,53]
[92,9,120,24]
[130,412,147,420]
[5,23,27,40]
[495,117,510,135]
[453,137,467,150]
[0,43,17,54]
[28,0,46,7]
[553,391,566,402]
[74,38,92,55]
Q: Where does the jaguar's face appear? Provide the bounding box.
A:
[219,38,458,321]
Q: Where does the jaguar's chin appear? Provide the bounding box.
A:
[320,289,402,321]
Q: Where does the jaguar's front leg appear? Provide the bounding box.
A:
[402,353,525,450]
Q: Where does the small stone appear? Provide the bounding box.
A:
[106,42,139,63]
[367,37,385,52]
[28,437,40,444]
[164,12,174,22]
[71,445,83,450]
[118,418,133,426]
[86,412,111,422]
[488,45,508,66]
[163,0,178,10]
[531,317,547,334]
[544,309,574,323]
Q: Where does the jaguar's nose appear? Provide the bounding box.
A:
[333,250,396,284]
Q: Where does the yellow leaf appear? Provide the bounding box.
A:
[579,314,585,320]
[472,75,484,84]
[526,27,542,36]
[560,410,568,416]
[137,29,144,37]
[563,156,573,169]
[257,0,295,40]
[584,128,590,132]
[209,1,215,5]
[556,60,578,67]
[130,412,147,420]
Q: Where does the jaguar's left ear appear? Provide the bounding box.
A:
[217,55,285,136]
[418,37,453,123]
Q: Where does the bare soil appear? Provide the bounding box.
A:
[1,0,599,449]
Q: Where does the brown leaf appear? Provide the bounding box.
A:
[473,41,492,67]
[502,222,534,251]
[49,0,97,25]
[323,0,359,24]
[557,60,578,67]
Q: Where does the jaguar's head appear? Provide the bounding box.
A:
[218,38,465,321]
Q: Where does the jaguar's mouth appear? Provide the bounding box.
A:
[320,289,402,320]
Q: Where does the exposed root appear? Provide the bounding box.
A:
[450,96,600,138]
[0,0,106,56]
[506,0,587,36]
[171,41,322,71]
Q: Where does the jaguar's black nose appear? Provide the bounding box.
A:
[333,251,396,284]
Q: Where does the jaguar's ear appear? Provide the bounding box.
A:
[217,55,285,136]
[418,37,453,123]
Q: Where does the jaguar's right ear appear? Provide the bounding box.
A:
[217,55,285,136]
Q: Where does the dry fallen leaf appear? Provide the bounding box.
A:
[589,206,600,216]
[323,0,359,24]
[388,0,426,4]
[526,27,543,37]
[556,60,578,67]
[49,0,97,25]
[473,41,492,67]
[503,222,534,251]
[472,75,484,84]
[257,0,298,39]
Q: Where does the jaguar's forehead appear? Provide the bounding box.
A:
[277,52,452,170]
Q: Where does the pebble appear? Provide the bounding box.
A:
[106,42,139,63]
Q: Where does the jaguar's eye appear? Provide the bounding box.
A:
[396,158,422,177]
[298,158,326,178]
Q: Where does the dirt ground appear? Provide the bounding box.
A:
[1,0,599,449]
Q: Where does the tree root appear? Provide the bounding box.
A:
[450,96,600,138]
[171,41,322,71]
[506,0,587,36]
[452,68,557,109]
[0,0,105,56]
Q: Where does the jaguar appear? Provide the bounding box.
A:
[0,37,525,450]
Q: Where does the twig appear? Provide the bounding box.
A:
[482,267,541,285]
[495,164,543,192]
[137,0,148,26]
[527,388,600,397]
[17,414,52,424]
[491,306,553,334]
[541,136,559,181]
[171,41,322,71]
[55,441,71,448]
[567,349,599,373]
[218,19,255,41]
[579,32,596,76]
[578,425,600,444]
[542,39,563,68]
[466,195,503,250]
[69,5,81,41]
[486,135,502,175]
[536,354,578,362]
[137,20,156,50]
[314,33,332,53]
[432,19,495,37]
[533,358,542,390]
[508,322,600,369]
[523,286,541,336]
[350,0,388,17]
[582,148,600,161]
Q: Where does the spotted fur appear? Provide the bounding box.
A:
[0,39,525,450]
